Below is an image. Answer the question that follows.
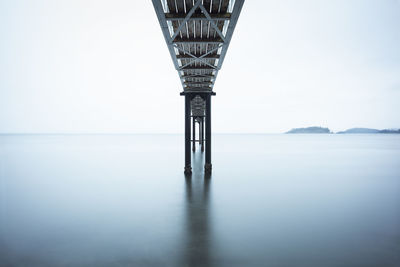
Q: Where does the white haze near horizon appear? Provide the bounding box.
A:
[0,0,399,134]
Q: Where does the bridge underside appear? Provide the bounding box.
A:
[152,0,244,174]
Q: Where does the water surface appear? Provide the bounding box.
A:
[1,134,399,266]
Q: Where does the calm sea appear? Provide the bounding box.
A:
[1,134,399,266]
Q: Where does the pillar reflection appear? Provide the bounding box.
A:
[182,151,213,267]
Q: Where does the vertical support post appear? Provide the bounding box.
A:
[200,119,204,152]
[184,94,192,174]
[205,94,212,174]
[192,116,196,152]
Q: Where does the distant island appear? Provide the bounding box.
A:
[337,128,400,134]
[285,127,400,134]
[286,126,332,134]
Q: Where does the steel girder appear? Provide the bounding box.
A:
[152,0,244,93]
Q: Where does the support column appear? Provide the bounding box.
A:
[200,119,204,152]
[184,95,192,174]
[192,117,196,152]
[205,94,212,174]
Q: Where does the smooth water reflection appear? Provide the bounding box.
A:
[182,152,212,267]
[0,134,399,266]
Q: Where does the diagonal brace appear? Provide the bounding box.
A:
[169,0,202,43]
[174,45,218,69]
[198,4,226,42]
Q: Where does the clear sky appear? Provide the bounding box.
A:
[1,0,399,133]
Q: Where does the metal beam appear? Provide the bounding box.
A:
[179,61,216,70]
[201,118,204,152]
[181,74,214,77]
[177,44,223,72]
[177,54,220,59]
[179,58,217,70]
[165,13,231,21]
[181,66,215,70]
[180,75,215,80]
[169,0,202,42]
[192,117,196,151]
[198,4,226,42]
[174,45,218,69]
[183,79,214,82]
[184,94,192,174]
[184,81,213,85]
[180,91,216,96]
[184,87,212,91]
[153,0,244,92]
[204,94,212,174]
[173,37,224,44]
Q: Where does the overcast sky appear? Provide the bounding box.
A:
[1,0,399,133]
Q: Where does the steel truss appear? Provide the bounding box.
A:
[152,0,244,92]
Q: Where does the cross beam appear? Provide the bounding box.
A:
[176,54,220,59]
[165,13,231,21]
